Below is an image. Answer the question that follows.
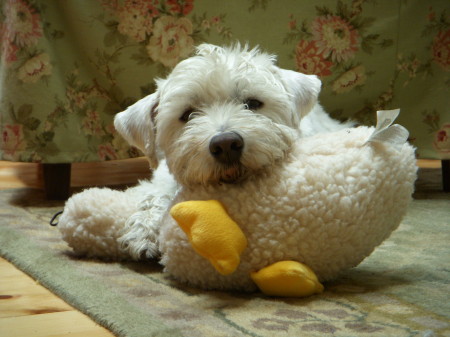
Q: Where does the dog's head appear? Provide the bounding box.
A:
[115,44,321,186]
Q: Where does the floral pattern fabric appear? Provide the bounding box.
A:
[0,0,449,163]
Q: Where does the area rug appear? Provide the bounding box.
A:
[0,169,449,337]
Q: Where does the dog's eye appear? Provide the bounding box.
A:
[244,99,263,111]
[179,108,195,122]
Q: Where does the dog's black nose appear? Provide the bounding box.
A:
[209,132,244,164]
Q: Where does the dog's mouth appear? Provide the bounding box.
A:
[218,164,246,184]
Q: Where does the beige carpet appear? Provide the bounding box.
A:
[0,168,449,337]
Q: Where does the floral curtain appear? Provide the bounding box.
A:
[1,0,449,163]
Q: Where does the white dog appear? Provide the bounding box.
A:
[111,44,351,260]
[59,44,352,261]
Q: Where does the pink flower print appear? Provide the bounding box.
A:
[288,19,297,30]
[98,144,118,161]
[117,0,159,42]
[17,53,52,83]
[331,65,367,94]
[295,40,333,77]
[432,29,450,71]
[167,0,194,16]
[427,6,436,22]
[211,16,221,25]
[146,16,194,68]
[100,0,119,13]
[0,25,19,63]
[4,0,43,48]
[82,110,105,136]
[434,124,450,155]
[312,15,359,63]
[2,124,26,161]
[66,87,84,111]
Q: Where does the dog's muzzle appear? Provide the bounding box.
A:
[209,132,244,165]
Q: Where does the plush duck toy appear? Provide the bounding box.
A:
[57,110,417,297]
[170,200,323,297]
[170,200,248,276]
[157,109,417,295]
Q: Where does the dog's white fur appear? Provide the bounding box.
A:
[58,44,416,292]
[59,44,350,260]
[112,44,350,260]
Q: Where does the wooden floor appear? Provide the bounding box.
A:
[0,158,151,337]
[0,158,442,337]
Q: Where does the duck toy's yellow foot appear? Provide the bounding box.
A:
[250,261,324,297]
[170,200,247,275]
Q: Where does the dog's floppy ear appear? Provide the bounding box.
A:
[114,93,159,168]
[279,69,322,123]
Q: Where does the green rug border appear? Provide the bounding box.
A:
[0,225,182,337]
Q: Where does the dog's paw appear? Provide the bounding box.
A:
[118,210,161,260]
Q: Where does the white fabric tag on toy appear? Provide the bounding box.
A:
[366,109,409,151]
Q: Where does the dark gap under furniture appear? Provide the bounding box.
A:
[42,163,71,200]
[442,160,450,192]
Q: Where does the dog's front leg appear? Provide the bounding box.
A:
[118,197,169,259]
[118,161,178,260]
